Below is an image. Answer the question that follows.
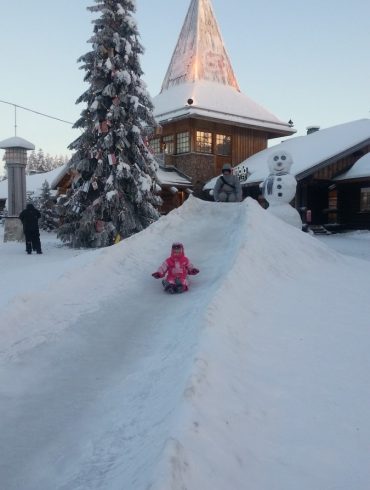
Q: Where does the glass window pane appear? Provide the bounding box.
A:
[176,132,190,154]
[149,137,161,154]
[163,135,175,154]
[215,134,231,156]
[196,131,212,153]
[360,187,370,211]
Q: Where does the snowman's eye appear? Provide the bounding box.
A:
[281,155,286,160]
[273,156,279,161]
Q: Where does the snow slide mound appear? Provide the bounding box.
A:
[1,197,369,490]
[152,198,370,490]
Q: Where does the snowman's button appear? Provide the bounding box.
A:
[278,193,283,197]
[277,177,282,181]
[277,185,282,189]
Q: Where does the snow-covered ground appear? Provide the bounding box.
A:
[0,197,369,490]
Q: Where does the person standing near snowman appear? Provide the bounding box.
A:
[261,150,302,229]
[213,163,242,203]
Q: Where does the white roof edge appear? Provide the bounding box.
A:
[50,164,70,189]
[0,136,35,150]
[155,107,295,134]
[153,81,294,135]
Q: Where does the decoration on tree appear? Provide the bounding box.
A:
[108,153,117,166]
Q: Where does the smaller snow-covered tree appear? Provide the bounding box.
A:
[26,151,38,175]
[26,149,67,174]
[39,180,59,231]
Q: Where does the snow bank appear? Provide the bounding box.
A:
[151,198,370,490]
[1,197,369,490]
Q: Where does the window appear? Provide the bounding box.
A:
[4,148,28,164]
[360,187,370,211]
[163,135,175,154]
[149,137,161,155]
[215,134,231,156]
[176,132,190,154]
[196,131,212,153]
[328,189,338,209]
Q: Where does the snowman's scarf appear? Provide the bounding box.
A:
[265,171,289,195]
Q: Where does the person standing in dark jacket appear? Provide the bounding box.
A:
[19,203,42,254]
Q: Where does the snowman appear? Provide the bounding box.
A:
[261,150,302,229]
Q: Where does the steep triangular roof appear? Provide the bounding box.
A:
[161,0,239,92]
[154,0,294,137]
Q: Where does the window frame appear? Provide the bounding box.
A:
[195,130,213,154]
[215,133,232,156]
[360,187,370,212]
[176,131,190,154]
[162,134,175,155]
[149,137,161,155]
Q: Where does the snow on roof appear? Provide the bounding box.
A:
[5,162,191,198]
[0,166,64,199]
[156,166,192,187]
[334,152,370,181]
[0,136,35,150]
[50,164,70,189]
[161,0,239,92]
[238,119,370,185]
[155,0,294,136]
[153,80,294,135]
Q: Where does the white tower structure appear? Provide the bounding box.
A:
[0,136,35,242]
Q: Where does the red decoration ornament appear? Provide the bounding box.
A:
[108,154,117,165]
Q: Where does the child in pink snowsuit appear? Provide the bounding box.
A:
[152,242,199,293]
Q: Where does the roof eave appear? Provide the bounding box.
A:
[336,176,370,183]
[155,109,295,138]
[296,138,370,180]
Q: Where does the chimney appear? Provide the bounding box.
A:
[306,126,320,135]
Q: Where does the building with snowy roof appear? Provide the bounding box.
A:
[150,0,295,192]
[203,119,370,230]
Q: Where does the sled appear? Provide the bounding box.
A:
[162,280,187,294]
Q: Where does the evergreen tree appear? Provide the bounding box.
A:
[26,150,39,175]
[26,148,66,174]
[57,0,161,248]
[39,180,59,231]
[36,149,47,172]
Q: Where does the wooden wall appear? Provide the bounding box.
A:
[338,181,370,229]
[154,117,269,187]
[314,146,370,180]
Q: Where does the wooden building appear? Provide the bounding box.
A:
[155,163,193,214]
[49,161,192,217]
[150,0,295,194]
[334,152,370,229]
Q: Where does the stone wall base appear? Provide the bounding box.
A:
[4,217,24,242]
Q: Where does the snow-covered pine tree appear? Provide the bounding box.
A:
[35,149,47,173]
[39,180,59,231]
[57,0,161,248]
[27,148,63,174]
[26,150,39,175]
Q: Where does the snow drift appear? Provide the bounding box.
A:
[0,197,369,490]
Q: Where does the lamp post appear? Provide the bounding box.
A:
[0,136,35,242]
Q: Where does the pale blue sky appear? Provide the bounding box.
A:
[0,0,369,160]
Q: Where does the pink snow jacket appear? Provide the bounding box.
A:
[154,243,198,289]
